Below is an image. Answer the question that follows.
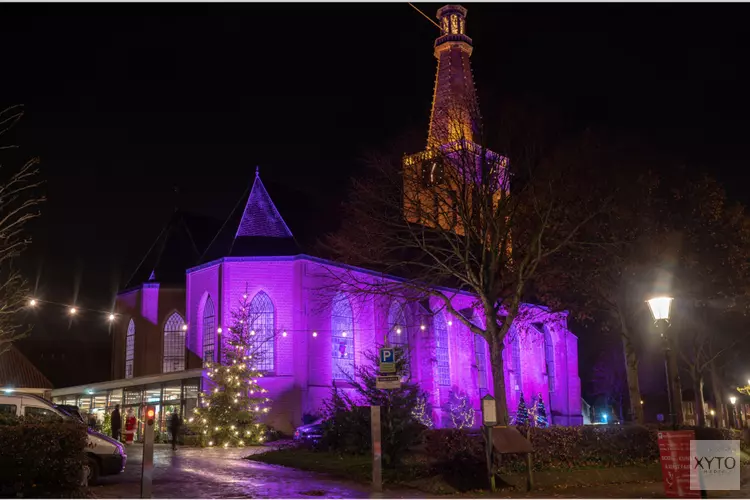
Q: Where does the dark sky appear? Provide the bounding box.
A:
[2,3,749,386]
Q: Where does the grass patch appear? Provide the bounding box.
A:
[248,447,662,496]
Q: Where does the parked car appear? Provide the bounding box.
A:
[294,419,324,444]
[0,392,126,484]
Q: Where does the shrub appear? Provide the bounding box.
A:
[0,418,88,497]
[424,429,486,491]
[320,347,429,467]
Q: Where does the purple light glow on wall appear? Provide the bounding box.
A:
[187,256,583,433]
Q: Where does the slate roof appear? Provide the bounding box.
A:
[124,210,223,289]
[0,346,53,389]
[201,169,300,260]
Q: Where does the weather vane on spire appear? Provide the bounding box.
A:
[255,166,260,178]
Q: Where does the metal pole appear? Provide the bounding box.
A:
[371,405,382,493]
[141,409,155,498]
[484,426,495,491]
[662,328,677,431]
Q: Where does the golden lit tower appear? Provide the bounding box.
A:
[404,5,506,233]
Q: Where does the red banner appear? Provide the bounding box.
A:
[657,430,699,498]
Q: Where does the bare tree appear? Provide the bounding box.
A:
[0,105,44,355]
[323,101,607,423]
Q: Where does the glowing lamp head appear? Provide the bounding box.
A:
[646,296,673,322]
[217,327,223,334]
[730,396,737,405]
[396,328,402,334]
[312,331,317,337]
[282,331,287,337]
[69,307,77,315]
[108,313,116,321]
[182,324,188,331]
[28,299,37,307]
[710,409,716,416]
[420,324,426,331]
[146,408,155,419]
[447,320,452,326]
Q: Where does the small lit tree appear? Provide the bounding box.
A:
[189,291,275,447]
[533,393,548,428]
[514,393,529,426]
[411,396,434,429]
[449,391,475,429]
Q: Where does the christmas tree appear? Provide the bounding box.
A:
[449,391,475,429]
[411,396,434,428]
[534,393,548,428]
[514,393,529,426]
[188,292,274,447]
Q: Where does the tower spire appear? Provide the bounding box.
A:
[427,5,480,148]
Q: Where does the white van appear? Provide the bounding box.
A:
[0,392,127,483]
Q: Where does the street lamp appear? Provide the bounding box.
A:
[646,296,677,430]
[730,396,738,429]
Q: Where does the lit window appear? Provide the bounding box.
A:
[202,296,216,366]
[331,293,354,381]
[451,14,458,34]
[163,312,186,373]
[434,313,450,387]
[544,328,555,393]
[247,292,275,373]
[125,319,135,379]
[475,334,489,395]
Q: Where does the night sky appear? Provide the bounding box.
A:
[1,3,749,387]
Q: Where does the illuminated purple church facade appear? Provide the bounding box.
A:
[90,4,582,436]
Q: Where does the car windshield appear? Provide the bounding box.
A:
[55,405,84,423]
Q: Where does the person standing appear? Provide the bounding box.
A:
[111,405,121,442]
[124,408,137,445]
[169,410,181,451]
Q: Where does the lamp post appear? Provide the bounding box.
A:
[646,296,679,430]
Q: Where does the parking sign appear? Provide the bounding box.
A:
[379,348,396,374]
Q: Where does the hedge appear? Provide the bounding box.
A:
[0,418,88,497]
[423,424,748,489]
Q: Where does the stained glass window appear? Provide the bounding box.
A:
[544,329,555,393]
[248,291,275,373]
[125,319,135,379]
[331,293,354,381]
[434,313,450,387]
[202,296,216,365]
[163,312,186,373]
[475,334,489,394]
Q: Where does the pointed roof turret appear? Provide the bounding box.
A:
[235,168,294,239]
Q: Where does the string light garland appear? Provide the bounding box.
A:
[25,296,480,340]
[26,297,118,322]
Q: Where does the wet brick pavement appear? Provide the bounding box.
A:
[90,444,423,499]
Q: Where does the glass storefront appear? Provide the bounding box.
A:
[52,376,202,443]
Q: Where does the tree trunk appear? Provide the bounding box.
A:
[694,373,706,427]
[490,337,509,425]
[665,336,684,426]
[710,362,726,428]
[621,334,644,424]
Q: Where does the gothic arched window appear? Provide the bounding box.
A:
[511,330,521,392]
[544,329,555,393]
[434,313,450,387]
[475,334,489,395]
[163,312,186,373]
[387,301,410,372]
[248,291,275,373]
[202,296,216,365]
[125,319,135,379]
[331,293,354,381]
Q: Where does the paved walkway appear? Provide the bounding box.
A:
[91,444,420,499]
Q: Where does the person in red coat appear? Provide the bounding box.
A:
[124,408,137,445]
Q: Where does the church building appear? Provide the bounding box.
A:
[51,5,582,436]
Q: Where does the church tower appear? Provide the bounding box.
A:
[403,5,506,233]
